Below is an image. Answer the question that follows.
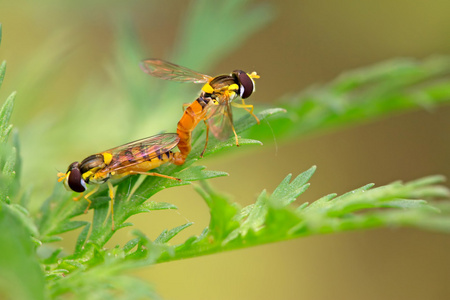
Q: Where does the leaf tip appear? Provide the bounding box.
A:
[302,165,317,178]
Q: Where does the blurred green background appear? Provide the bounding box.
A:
[2,0,450,299]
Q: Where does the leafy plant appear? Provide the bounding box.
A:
[1,1,450,299]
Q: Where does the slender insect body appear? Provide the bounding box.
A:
[140,59,260,165]
[58,133,181,230]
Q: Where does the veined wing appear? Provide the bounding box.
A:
[101,133,180,173]
[206,98,234,141]
[140,59,211,83]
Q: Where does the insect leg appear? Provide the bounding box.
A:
[128,171,182,182]
[200,119,210,158]
[80,185,99,214]
[72,193,84,201]
[232,101,260,124]
[230,121,240,147]
[107,181,116,231]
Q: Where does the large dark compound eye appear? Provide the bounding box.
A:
[67,162,86,193]
[234,70,254,99]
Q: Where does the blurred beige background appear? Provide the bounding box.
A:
[2,0,450,299]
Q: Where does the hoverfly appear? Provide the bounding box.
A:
[140,59,260,165]
[57,133,181,230]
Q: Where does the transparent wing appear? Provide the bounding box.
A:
[140,59,211,83]
[206,98,234,141]
[101,133,180,173]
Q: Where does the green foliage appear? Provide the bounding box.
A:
[0,204,45,300]
[137,169,449,264]
[36,70,450,297]
[0,25,45,298]
[0,61,5,89]
[0,47,20,206]
[2,3,450,300]
[245,56,450,142]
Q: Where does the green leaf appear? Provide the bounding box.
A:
[237,107,287,134]
[140,201,177,211]
[41,248,63,265]
[9,129,22,200]
[155,222,194,244]
[7,203,39,237]
[0,61,5,89]
[176,165,228,181]
[123,237,140,254]
[224,167,316,243]
[42,236,63,243]
[50,220,89,235]
[195,181,240,242]
[269,166,316,206]
[88,201,111,242]
[221,191,269,245]
[0,203,45,300]
[128,201,177,216]
[0,92,15,144]
[74,223,91,255]
[0,145,16,203]
[202,138,263,158]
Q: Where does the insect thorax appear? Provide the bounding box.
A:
[79,154,109,184]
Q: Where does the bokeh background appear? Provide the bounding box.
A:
[2,0,450,299]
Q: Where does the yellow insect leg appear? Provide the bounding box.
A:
[232,101,260,124]
[72,193,84,202]
[231,121,240,147]
[107,181,116,231]
[128,171,182,182]
[72,185,99,214]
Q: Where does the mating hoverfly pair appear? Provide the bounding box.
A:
[58,59,259,229]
